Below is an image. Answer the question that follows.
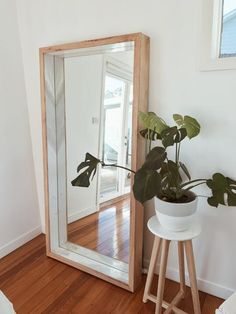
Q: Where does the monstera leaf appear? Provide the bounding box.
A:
[161,127,187,148]
[133,167,161,204]
[71,153,101,187]
[206,173,236,207]
[139,128,161,141]
[160,160,183,188]
[158,160,184,200]
[142,147,166,170]
[139,112,169,134]
[173,114,200,139]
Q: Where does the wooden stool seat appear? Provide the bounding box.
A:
[143,216,201,314]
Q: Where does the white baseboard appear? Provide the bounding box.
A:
[143,258,234,300]
[0,225,42,259]
[68,206,97,224]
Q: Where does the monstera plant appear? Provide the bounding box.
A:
[72,112,236,229]
[71,112,236,232]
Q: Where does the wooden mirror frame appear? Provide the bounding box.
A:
[40,33,149,292]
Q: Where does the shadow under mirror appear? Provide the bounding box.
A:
[57,43,134,268]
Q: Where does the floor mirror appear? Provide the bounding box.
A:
[40,33,149,292]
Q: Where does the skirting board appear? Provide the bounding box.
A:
[0,226,42,259]
[143,258,234,300]
[68,206,97,224]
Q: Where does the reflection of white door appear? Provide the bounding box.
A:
[99,72,133,203]
[65,55,103,222]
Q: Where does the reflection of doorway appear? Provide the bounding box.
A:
[100,71,133,203]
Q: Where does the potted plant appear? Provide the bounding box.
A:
[71,112,236,231]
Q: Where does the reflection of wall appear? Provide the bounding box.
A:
[17,0,236,299]
[107,51,134,68]
[0,0,40,258]
[65,55,103,221]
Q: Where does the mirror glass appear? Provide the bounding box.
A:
[220,0,236,58]
[44,41,134,278]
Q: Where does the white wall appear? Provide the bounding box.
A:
[65,55,103,221]
[16,0,236,298]
[0,0,41,258]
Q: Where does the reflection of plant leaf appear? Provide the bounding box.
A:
[142,147,166,170]
[139,112,169,133]
[133,167,161,204]
[71,153,101,187]
[206,173,236,207]
[139,128,161,141]
[173,114,200,139]
[179,162,191,180]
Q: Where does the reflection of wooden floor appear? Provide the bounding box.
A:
[67,197,130,263]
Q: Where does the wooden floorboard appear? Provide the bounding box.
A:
[0,235,224,313]
[67,198,130,263]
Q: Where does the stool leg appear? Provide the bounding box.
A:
[184,240,201,314]
[143,237,162,302]
[155,239,170,314]
[178,241,186,297]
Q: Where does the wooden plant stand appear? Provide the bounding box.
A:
[143,216,201,314]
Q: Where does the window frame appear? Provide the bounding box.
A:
[200,0,236,71]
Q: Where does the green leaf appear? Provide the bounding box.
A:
[179,162,191,180]
[159,162,183,200]
[184,116,201,139]
[142,147,166,170]
[206,173,236,207]
[139,128,161,141]
[227,177,236,187]
[160,162,168,177]
[207,197,219,207]
[71,153,101,187]
[161,127,187,148]
[161,127,178,147]
[174,128,187,143]
[167,160,183,187]
[139,112,169,134]
[72,171,90,187]
[159,160,182,190]
[133,168,161,204]
[173,114,200,139]
[160,174,169,190]
[228,192,236,206]
[173,114,184,126]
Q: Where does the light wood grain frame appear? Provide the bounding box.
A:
[40,33,149,292]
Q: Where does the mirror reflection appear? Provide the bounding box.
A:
[61,44,134,265]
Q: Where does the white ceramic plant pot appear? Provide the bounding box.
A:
[154,194,198,232]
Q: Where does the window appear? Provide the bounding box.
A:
[220,0,236,58]
[200,0,236,70]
